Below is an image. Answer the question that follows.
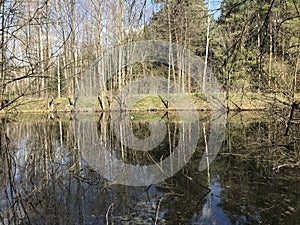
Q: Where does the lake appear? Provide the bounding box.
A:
[0,111,299,225]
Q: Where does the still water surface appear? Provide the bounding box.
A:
[0,112,299,225]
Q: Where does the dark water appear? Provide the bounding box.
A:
[0,111,299,225]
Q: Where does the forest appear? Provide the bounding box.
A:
[1,1,300,223]
[0,0,300,112]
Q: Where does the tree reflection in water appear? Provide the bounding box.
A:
[0,112,299,224]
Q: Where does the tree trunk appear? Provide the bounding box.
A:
[203,0,211,92]
[1,1,6,104]
[257,11,261,92]
[268,18,273,89]
[57,57,61,98]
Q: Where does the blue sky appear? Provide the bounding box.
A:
[208,0,222,18]
[150,0,222,19]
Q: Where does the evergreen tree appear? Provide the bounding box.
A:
[145,0,210,92]
[147,0,208,56]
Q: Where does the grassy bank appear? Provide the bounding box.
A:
[0,92,297,114]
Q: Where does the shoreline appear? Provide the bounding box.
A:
[0,93,295,114]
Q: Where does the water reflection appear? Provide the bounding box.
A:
[189,178,231,225]
[74,112,200,186]
[0,112,299,224]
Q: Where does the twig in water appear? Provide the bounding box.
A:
[154,197,163,225]
[106,203,114,225]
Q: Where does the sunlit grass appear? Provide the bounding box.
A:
[1,92,297,114]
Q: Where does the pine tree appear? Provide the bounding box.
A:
[145,0,209,92]
[216,0,300,97]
